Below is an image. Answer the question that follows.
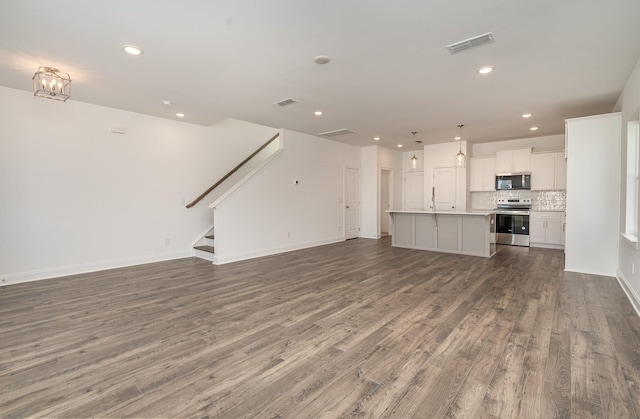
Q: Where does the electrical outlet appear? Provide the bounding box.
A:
[338,226,341,232]
[287,232,291,239]
[633,263,635,275]
[165,238,171,246]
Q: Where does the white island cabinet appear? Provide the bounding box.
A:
[388,210,496,258]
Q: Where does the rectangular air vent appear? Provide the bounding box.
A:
[446,32,495,54]
[318,128,356,137]
[274,98,298,107]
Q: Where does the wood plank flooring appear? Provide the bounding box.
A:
[1,238,639,418]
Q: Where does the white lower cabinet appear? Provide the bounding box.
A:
[530,211,565,248]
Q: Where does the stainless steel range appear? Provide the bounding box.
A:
[495,198,531,247]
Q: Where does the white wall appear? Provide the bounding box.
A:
[472,134,565,157]
[565,113,621,277]
[212,130,360,263]
[0,86,277,285]
[617,56,640,315]
[360,146,379,239]
[423,141,468,211]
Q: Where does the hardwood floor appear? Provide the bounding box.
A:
[1,238,639,418]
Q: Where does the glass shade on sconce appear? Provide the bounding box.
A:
[32,66,71,102]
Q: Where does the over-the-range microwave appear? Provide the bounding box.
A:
[495,173,531,190]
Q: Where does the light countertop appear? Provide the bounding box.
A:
[387,210,497,216]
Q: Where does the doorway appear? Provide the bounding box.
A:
[380,169,393,236]
[344,167,360,239]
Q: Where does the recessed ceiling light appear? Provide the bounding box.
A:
[397,144,403,148]
[122,45,143,55]
[454,136,461,140]
[530,126,538,131]
[162,100,172,107]
[478,66,494,74]
[313,55,331,64]
[522,113,532,118]
[176,113,185,118]
[314,111,323,116]
[374,137,380,141]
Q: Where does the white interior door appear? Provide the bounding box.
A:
[345,167,360,239]
[433,167,456,212]
[403,172,424,210]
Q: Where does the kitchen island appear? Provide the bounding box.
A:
[387,210,496,258]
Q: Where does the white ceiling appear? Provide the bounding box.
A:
[1,0,639,149]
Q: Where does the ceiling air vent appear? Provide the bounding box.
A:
[446,32,495,54]
[318,128,355,137]
[274,98,298,107]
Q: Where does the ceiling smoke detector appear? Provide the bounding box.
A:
[446,32,495,54]
[274,98,298,107]
[314,55,331,64]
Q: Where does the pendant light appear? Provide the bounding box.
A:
[410,131,419,169]
[455,124,466,168]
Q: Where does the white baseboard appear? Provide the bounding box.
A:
[0,251,191,287]
[616,269,640,318]
[212,236,344,265]
[530,242,564,250]
[359,232,381,239]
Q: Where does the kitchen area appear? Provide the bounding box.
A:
[470,146,567,250]
[391,137,567,257]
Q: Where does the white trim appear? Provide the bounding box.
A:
[360,232,381,239]
[530,243,565,250]
[616,268,640,318]
[564,267,617,277]
[0,251,191,287]
[212,236,345,265]
[621,232,639,249]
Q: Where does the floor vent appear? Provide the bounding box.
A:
[274,98,298,107]
[446,32,495,54]
[319,128,355,137]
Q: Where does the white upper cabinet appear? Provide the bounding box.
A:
[469,157,496,191]
[531,151,566,190]
[496,148,531,173]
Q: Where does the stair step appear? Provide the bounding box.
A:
[194,245,215,254]
[205,234,215,239]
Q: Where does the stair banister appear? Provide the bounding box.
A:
[186,132,280,208]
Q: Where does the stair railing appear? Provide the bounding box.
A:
[186,132,280,208]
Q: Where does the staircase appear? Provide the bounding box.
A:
[187,131,283,264]
[193,229,215,261]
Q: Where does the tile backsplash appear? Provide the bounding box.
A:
[471,190,566,211]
